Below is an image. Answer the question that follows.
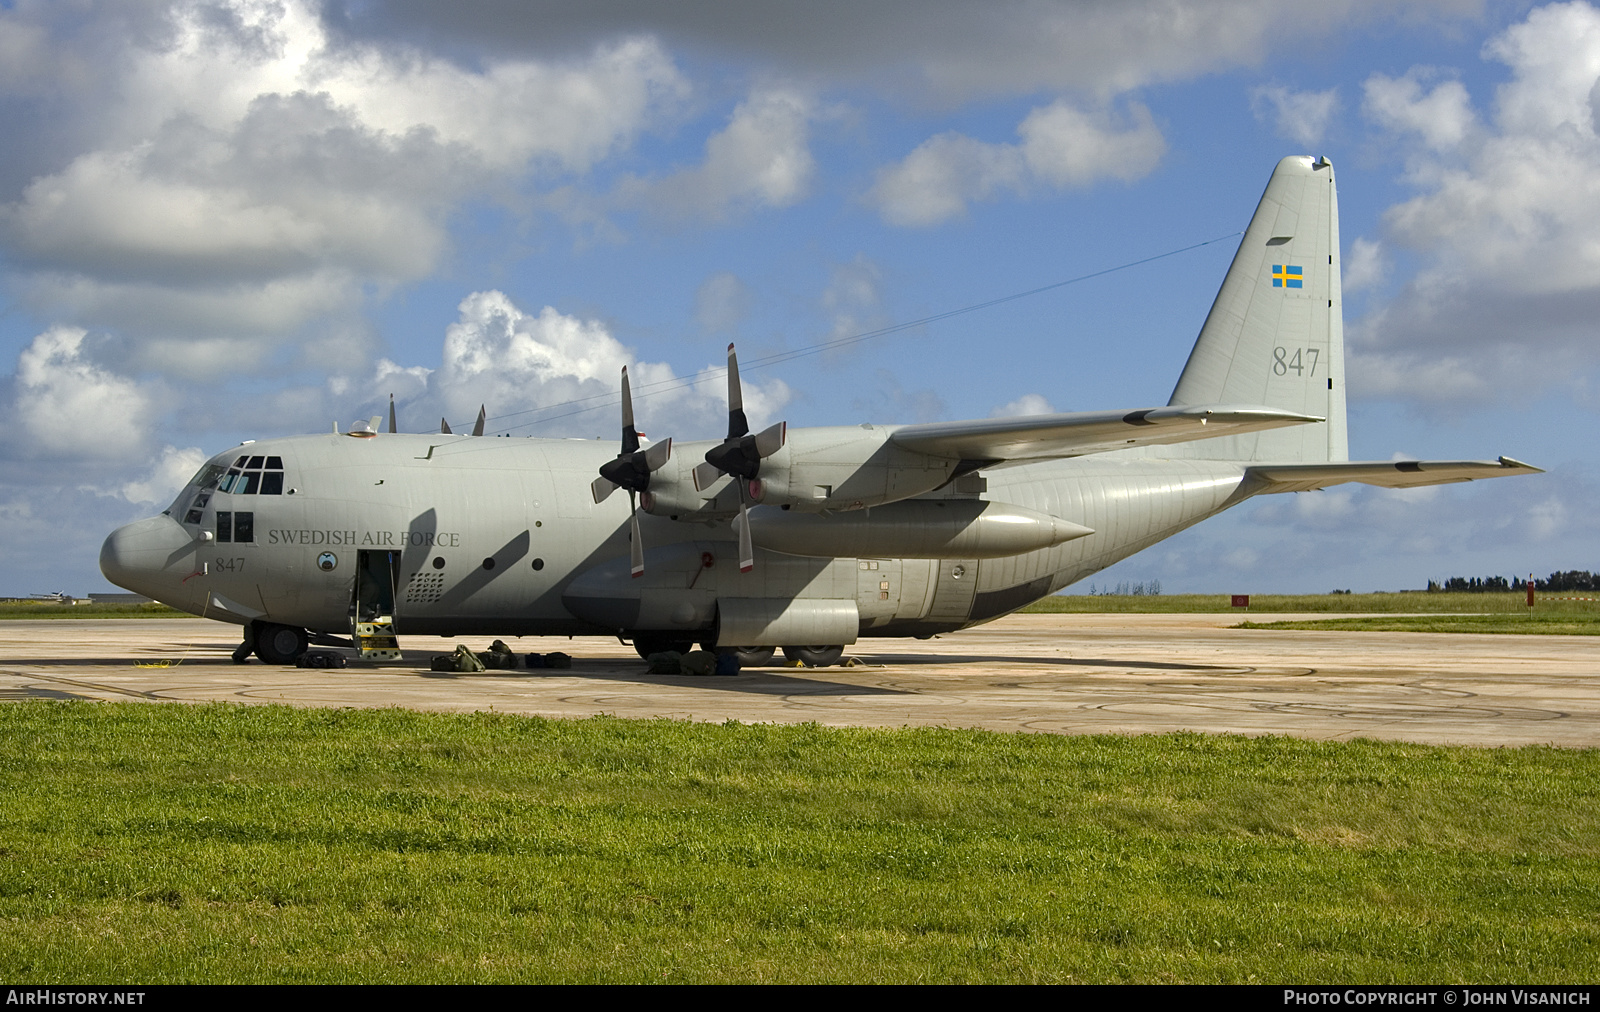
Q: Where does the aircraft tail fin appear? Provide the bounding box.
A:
[1166,155,1347,463]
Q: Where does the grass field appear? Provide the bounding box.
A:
[0,600,183,620]
[1021,591,1598,615]
[2,702,1598,983]
[1237,613,1600,635]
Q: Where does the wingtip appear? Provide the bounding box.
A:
[1499,456,1546,474]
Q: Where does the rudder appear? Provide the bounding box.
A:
[1168,155,1348,463]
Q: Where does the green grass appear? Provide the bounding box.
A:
[2,702,1598,983]
[1236,613,1600,635]
[1023,591,1598,615]
[0,600,184,620]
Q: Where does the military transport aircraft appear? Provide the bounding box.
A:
[100,156,1541,667]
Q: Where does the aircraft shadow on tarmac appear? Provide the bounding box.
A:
[415,664,909,696]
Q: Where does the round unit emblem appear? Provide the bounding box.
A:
[317,552,338,572]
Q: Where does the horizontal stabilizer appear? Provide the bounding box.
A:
[1247,457,1544,493]
[890,404,1322,464]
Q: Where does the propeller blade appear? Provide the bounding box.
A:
[592,475,619,505]
[629,491,645,578]
[620,366,639,454]
[737,500,754,573]
[725,343,749,439]
[368,415,382,432]
[388,394,397,434]
[643,436,672,471]
[753,420,786,458]
[693,460,723,492]
[440,417,452,434]
[702,343,784,488]
[471,405,486,437]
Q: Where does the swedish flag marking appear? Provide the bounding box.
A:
[1272,264,1303,289]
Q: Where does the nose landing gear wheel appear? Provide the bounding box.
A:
[254,623,309,665]
[782,645,843,668]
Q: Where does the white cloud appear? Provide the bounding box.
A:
[992,394,1055,417]
[335,1,1476,107]
[623,87,816,222]
[869,131,1024,227]
[1363,69,1476,152]
[11,326,155,460]
[1343,237,1388,293]
[120,445,207,505]
[432,290,789,437]
[1352,2,1600,406]
[870,99,1164,226]
[1251,85,1340,146]
[0,0,688,369]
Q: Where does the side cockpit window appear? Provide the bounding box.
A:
[172,462,227,523]
[216,511,254,543]
[218,455,285,496]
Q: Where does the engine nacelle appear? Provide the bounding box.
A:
[738,499,1092,559]
[640,427,964,520]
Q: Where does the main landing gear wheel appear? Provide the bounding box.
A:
[718,645,775,666]
[782,645,843,668]
[254,623,309,665]
[633,634,695,660]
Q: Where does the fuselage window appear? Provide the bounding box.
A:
[233,511,255,543]
[217,511,233,542]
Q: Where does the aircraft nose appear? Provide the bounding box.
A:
[100,514,198,597]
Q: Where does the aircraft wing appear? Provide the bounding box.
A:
[1245,457,1544,493]
[888,404,1321,463]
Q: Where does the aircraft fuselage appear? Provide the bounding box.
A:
[101,430,1249,645]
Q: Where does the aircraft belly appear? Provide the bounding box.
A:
[855,463,1245,637]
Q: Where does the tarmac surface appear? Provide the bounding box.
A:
[1,614,1596,747]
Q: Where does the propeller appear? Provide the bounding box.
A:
[694,343,785,573]
[471,405,486,437]
[388,394,397,434]
[591,367,672,578]
[440,417,452,434]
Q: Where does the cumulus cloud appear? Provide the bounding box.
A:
[992,393,1056,417]
[120,445,208,505]
[1342,237,1388,294]
[870,100,1164,225]
[431,290,789,437]
[0,0,688,366]
[1250,85,1340,146]
[1351,1,1600,406]
[623,88,816,222]
[1363,69,1476,152]
[10,326,156,460]
[328,0,1475,107]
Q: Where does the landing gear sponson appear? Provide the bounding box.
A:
[630,636,836,667]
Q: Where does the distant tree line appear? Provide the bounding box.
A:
[1427,572,1600,593]
[1087,580,1162,596]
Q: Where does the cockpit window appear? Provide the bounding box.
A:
[188,463,227,490]
[218,456,286,495]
